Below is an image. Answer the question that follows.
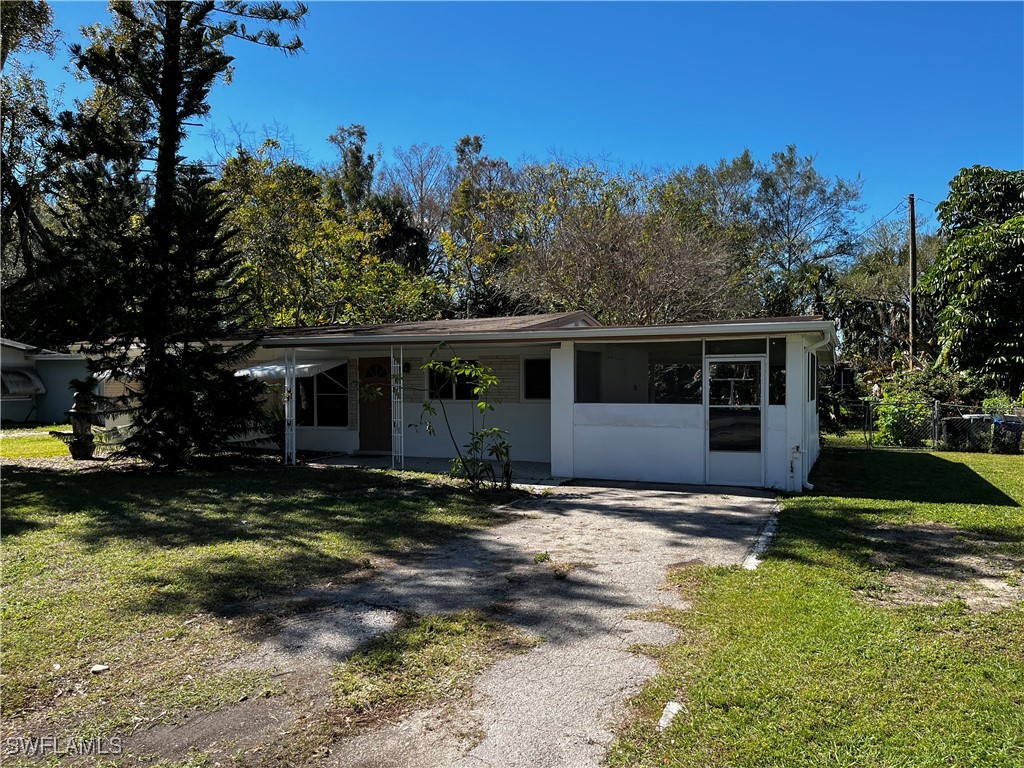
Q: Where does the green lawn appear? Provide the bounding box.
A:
[0,425,71,459]
[1,464,518,738]
[610,449,1024,768]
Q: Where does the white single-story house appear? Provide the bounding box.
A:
[238,311,837,491]
[1,338,90,423]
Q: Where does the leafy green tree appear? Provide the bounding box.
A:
[921,166,1024,396]
[826,221,941,375]
[59,0,306,467]
[753,145,864,315]
[506,160,742,324]
[440,136,520,317]
[218,132,442,327]
[219,141,323,325]
[0,1,63,342]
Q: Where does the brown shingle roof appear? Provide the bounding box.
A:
[249,311,600,340]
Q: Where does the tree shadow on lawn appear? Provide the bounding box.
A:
[807,448,1020,507]
[2,464,524,615]
[768,449,1024,595]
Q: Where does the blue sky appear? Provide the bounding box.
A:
[29,1,1024,228]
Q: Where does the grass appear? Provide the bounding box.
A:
[0,425,71,459]
[1,463,520,739]
[331,610,538,729]
[609,448,1024,768]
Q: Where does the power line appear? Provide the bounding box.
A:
[855,200,906,239]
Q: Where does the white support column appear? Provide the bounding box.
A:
[391,346,404,470]
[784,335,806,491]
[550,341,575,478]
[284,348,297,465]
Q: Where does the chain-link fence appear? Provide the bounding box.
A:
[832,400,1024,453]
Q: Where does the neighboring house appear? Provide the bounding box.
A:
[0,338,90,424]
[238,311,836,491]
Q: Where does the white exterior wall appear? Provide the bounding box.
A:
[784,336,808,492]
[573,404,704,483]
[297,426,360,453]
[765,404,789,490]
[404,402,551,462]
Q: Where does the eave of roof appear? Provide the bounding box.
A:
[258,315,837,349]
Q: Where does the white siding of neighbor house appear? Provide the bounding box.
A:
[573,403,704,484]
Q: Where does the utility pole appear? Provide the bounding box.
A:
[908,193,918,363]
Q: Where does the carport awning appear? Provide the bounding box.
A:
[235,361,341,381]
[1,366,46,396]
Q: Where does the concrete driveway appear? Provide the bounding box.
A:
[133,483,777,767]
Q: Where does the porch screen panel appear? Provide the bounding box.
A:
[708,362,761,452]
[575,342,701,404]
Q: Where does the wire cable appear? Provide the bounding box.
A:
[855,200,907,239]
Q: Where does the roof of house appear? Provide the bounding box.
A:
[1,337,84,360]
[248,311,601,340]
[251,312,837,350]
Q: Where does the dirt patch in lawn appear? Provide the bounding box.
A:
[864,523,1024,611]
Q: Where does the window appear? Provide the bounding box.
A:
[575,351,601,403]
[575,342,701,404]
[296,364,349,427]
[769,338,786,405]
[428,361,478,400]
[705,338,766,356]
[808,354,818,402]
[523,358,551,400]
[649,342,702,404]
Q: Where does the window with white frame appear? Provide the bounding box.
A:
[296,364,349,426]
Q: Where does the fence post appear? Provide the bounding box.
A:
[933,400,940,451]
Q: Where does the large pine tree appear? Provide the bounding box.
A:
[60,1,306,467]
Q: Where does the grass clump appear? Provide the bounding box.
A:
[609,449,1024,768]
[332,610,538,728]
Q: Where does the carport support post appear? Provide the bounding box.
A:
[284,348,297,465]
[550,341,574,478]
[784,336,806,492]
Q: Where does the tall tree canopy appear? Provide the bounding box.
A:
[54,0,307,466]
[0,1,63,341]
[752,145,864,315]
[921,166,1024,396]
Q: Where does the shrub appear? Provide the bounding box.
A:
[875,401,932,447]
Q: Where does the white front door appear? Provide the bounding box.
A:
[705,356,765,487]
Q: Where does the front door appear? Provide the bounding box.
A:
[359,358,391,452]
[705,356,765,486]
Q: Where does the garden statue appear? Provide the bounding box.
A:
[51,378,101,460]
